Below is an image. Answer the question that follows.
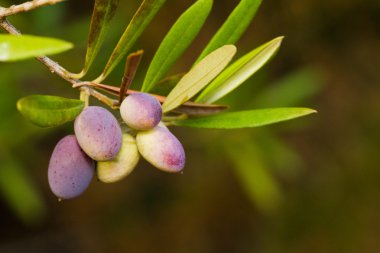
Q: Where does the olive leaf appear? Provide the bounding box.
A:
[162,45,236,113]
[174,107,316,129]
[196,0,263,62]
[0,34,72,62]
[142,0,213,92]
[96,0,166,82]
[17,95,85,127]
[79,0,120,77]
[196,37,283,104]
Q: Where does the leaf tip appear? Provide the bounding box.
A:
[272,36,285,48]
[66,42,74,49]
[309,109,318,114]
[16,98,23,112]
[301,108,318,116]
[60,41,74,52]
[225,44,237,54]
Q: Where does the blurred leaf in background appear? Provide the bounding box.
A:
[0,152,46,225]
[253,67,324,108]
[0,63,49,226]
[226,141,283,213]
[0,34,72,62]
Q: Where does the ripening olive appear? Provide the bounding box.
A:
[48,135,95,199]
[74,106,122,161]
[136,125,185,173]
[120,93,162,130]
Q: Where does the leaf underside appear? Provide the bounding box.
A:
[162,44,237,113]
[196,36,283,104]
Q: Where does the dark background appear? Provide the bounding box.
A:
[1,0,380,252]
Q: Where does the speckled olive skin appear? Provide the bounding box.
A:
[136,125,185,173]
[48,135,95,199]
[74,106,122,161]
[97,134,140,183]
[120,93,162,130]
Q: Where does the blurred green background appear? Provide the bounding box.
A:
[1,0,380,252]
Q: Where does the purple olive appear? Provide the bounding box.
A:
[74,106,122,161]
[120,93,162,130]
[48,135,95,199]
[136,125,185,173]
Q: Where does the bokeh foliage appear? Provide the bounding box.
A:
[1,0,380,253]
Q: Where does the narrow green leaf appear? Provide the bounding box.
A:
[96,0,166,82]
[81,0,120,76]
[0,34,73,62]
[196,37,283,103]
[162,45,236,113]
[226,142,283,212]
[196,0,262,62]
[17,95,85,127]
[174,107,316,129]
[142,0,213,92]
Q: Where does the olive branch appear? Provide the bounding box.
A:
[0,0,317,203]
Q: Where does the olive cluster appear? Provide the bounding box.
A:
[48,93,185,199]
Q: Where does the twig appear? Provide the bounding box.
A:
[73,82,228,115]
[0,15,226,115]
[0,0,65,18]
[0,18,77,84]
[0,18,117,108]
[88,88,119,109]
